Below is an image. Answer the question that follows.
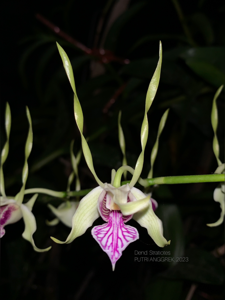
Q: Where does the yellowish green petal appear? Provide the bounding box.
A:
[24,194,37,210]
[46,218,60,226]
[15,107,33,204]
[48,201,79,227]
[118,111,127,179]
[117,195,150,216]
[51,186,103,244]
[20,194,51,252]
[211,85,223,166]
[0,103,11,197]
[67,140,81,193]
[57,43,104,188]
[130,42,162,187]
[214,163,225,174]
[207,186,225,227]
[56,42,76,94]
[131,187,170,247]
[148,109,169,178]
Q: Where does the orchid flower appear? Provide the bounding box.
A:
[0,103,51,252]
[207,86,225,227]
[51,42,170,270]
[47,141,81,227]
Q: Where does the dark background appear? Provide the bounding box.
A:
[1,0,225,299]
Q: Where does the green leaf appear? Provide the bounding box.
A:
[180,47,225,70]
[185,60,225,87]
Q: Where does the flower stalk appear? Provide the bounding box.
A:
[146,174,225,186]
[24,188,91,198]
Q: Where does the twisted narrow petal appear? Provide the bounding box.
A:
[20,194,51,252]
[214,163,225,174]
[131,188,170,247]
[207,186,225,227]
[48,201,79,227]
[92,210,138,270]
[130,42,162,188]
[51,186,103,244]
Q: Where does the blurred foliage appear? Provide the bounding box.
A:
[1,0,225,299]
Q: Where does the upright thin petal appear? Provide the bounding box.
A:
[56,43,104,188]
[15,107,33,204]
[92,210,138,270]
[148,108,169,178]
[211,85,223,166]
[51,186,103,244]
[130,42,162,188]
[0,103,11,197]
[20,202,51,252]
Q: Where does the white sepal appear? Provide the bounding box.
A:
[131,187,170,247]
[51,186,103,244]
[207,186,225,227]
[20,194,51,252]
[48,201,79,227]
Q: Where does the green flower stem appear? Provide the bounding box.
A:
[146,174,225,186]
[113,166,131,187]
[24,188,91,199]
[113,166,148,188]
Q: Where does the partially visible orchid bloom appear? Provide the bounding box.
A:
[47,201,79,227]
[51,42,170,270]
[47,141,81,227]
[0,104,51,252]
[207,86,225,227]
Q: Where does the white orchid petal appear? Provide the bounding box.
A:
[207,186,225,227]
[48,201,79,227]
[51,186,103,244]
[116,195,150,216]
[131,187,170,247]
[20,203,51,252]
[24,194,37,210]
[0,199,22,235]
[133,204,170,247]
